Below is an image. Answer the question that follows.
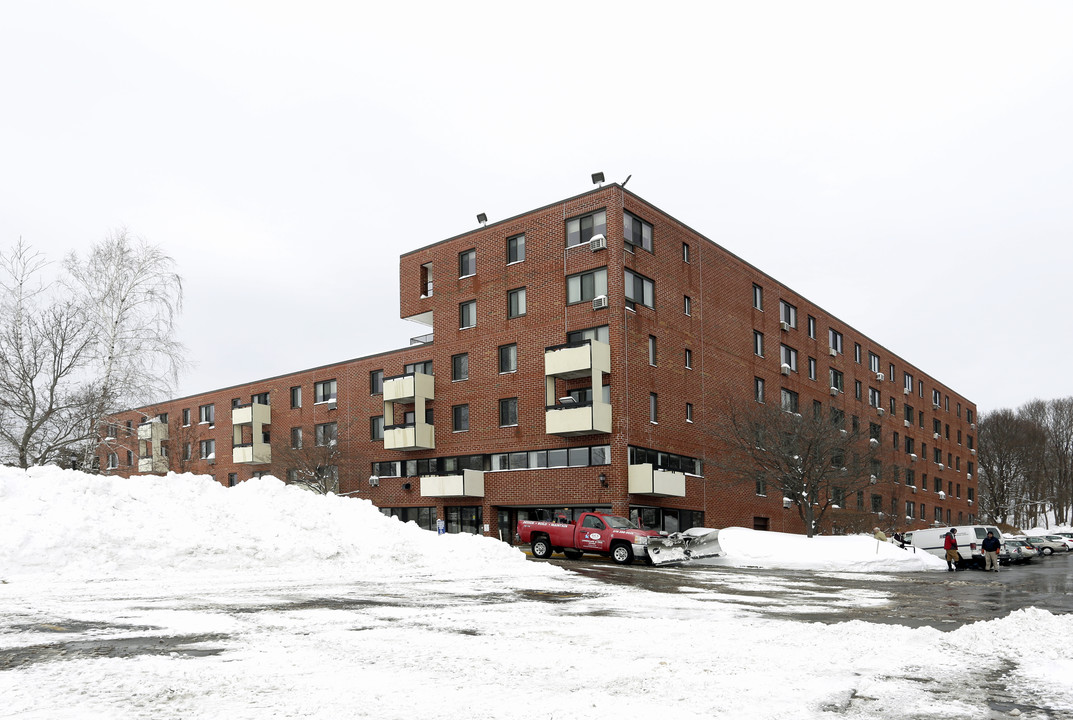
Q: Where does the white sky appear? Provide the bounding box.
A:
[2,1,1072,413]
[3,467,1073,718]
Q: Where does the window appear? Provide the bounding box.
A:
[200,439,215,460]
[567,267,607,304]
[686,402,694,423]
[684,295,692,316]
[508,287,526,318]
[566,209,607,247]
[649,336,657,366]
[623,210,653,252]
[453,404,469,432]
[452,353,469,381]
[458,249,475,278]
[754,331,764,357]
[685,348,693,369]
[780,344,798,372]
[649,393,658,423]
[779,300,797,328]
[231,397,242,408]
[199,404,215,426]
[830,368,844,393]
[829,329,843,354]
[889,363,895,383]
[507,234,525,264]
[314,379,337,404]
[315,422,337,446]
[459,300,476,329]
[755,377,765,403]
[498,343,517,373]
[107,452,118,469]
[807,316,816,338]
[624,269,654,310]
[854,343,862,363]
[756,477,767,496]
[855,380,862,400]
[290,386,302,408]
[682,242,690,263]
[370,416,384,441]
[405,361,433,375]
[781,388,799,413]
[370,370,383,394]
[252,392,269,405]
[753,284,764,310]
[499,398,518,427]
[182,408,190,426]
[808,357,817,381]
[868,387,881,408]
[932,389,942,407]
[869,352,880,373]
[183,443,191,461]
[568,325,609,344]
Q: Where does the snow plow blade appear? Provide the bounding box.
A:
[646,528,722,565]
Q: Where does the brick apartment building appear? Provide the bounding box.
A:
[99,183,979,542]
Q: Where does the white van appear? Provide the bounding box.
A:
[902,525,1004,568]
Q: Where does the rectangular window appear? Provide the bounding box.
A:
[252,392,269,405]
[869,387,881,408]
[458,249,476,278]
[405,360,433,375]
[370,370,383,394]
[932,389,942,407]
[755,377,765,403]
[291,427,303,448]
[508,287,526,318]
[290,386,302,408]
[685,348,693,369]
[200,439,215,460]
[231,398,242,409]
[830,368,844,393]
[855,343,862,364]
[829,329,843,354]
[499,398,518,427]
[182,408,190,426]
[624,269,655,310]
[507,234,525,264]
[566,209,607,247]
[756,477,767,496]
[807,316,816,338]
[649,393,658,423]
[199,404,215,426]
[808,356,817,381]
[623,210,653,253]
[315,422,337,446]
[869,352,880,373]
[314,379,337,404]
[684,295,692,316]
[754,331,764,357]
[855,380,862,400]
[779,300,797,328]
[682,242,690,263]
[753,284,763,310]
[459,300,476,329]
[453,404,469,432]
[889,363,895,384]
[452,353,469,381]
[567,267,608,304]
[107,452,118,469]
[686,402,694,423]
[183,443,191,461]
[781,388,799,414]
[498,343,517,373]
[567,325,610,345]
[780,344,798,372]
[649,335,657,366]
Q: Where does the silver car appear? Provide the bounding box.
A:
[1022,535,1068,556]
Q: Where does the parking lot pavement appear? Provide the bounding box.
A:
[545,551,1073,630]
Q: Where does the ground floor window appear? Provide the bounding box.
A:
[753,516,770,531]
[380,506,436,531]
[446,506,482,535]
[630,507,704,532]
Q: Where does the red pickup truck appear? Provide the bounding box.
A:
[517,512,665,565]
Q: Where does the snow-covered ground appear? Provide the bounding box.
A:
[2,467,1071,719]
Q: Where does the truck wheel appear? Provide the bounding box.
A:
[610,543,634,565]
[563,550,583,560]
[531,536,553,559]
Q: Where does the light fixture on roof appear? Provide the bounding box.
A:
[591,172,605,186]
[476,213,488,226]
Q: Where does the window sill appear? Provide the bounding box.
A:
[459,273,475,280]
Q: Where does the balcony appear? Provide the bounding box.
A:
[545,401,613,436]
[544,339,611,380]
[384,422,435,451]
[137,420,169,475]
[232,402,271,464]
[383,371,435,403]
[628,463,686,497]
[421,469,484,498]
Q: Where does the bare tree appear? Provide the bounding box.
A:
[711,399,883,537]
[270,422,346,495]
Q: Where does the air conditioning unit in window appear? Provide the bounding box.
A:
[829,386,839,396]
[904,420,911,427]
[938,463,944,470]
[877,407,885,416]
[903,387,911,395]
[970,448,976,456]
[933,432,940,440]
[968,499,973,506]
[369,475,379,487]
[911,485,917,493]
[933,403,941,410]
[592,295,608,310]
[589,234,607,251]
[876,372,884,381]
[970,422,976,430]
[967,473,973,480]
[910,453,918,462]
[780,364,791,376]
[828,348,838,357]
[780,322,791,332]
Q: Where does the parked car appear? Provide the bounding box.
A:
[1022,535,1070,555]
[1002,538,1037,564]
[1043,534,1073,551]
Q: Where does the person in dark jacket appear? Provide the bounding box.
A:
[982,531,1001,572]
[944,528,959,571]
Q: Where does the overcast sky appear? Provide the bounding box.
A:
[2,1,1071,414]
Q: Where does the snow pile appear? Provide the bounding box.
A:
[0,466,559,584]
[707,526,949,572]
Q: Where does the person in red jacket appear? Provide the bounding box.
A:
[944,528,959,571]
